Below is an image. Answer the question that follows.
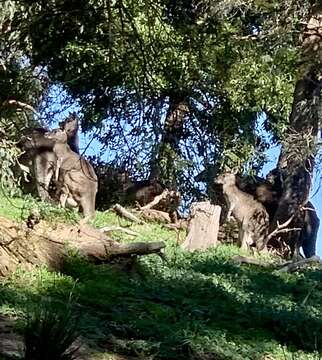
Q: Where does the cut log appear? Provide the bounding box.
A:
[0,216,165,277]
[181,201,221,251]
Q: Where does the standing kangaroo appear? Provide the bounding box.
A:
[18,113,79,201]
[236,171,320,258]
[44,128,98,219]
[215,173,270,251]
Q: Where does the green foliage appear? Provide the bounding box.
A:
[1,0,316,202]
[8,0,310,190]
[0,1,47,135]
[0,139,22,196]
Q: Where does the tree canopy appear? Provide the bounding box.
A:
[1,0,321,203]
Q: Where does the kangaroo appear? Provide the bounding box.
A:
[214,173,270,251]
[18,114,79,201]
[44,128,97,220]
[58,112,79,153]
[232,172,320,258]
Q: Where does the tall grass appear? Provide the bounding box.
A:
[23,298,80,360]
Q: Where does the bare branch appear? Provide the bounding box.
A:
[112,204,145,224]
[277,256,322,273]
[266,214,301,243]
[99,226,139,236]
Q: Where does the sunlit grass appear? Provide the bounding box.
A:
[0,193,322,359]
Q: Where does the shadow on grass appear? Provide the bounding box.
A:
[2,251,322,360]
[59,252,322,359]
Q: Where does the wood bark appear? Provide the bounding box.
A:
[0,217,165,277]
[181,201,221,251]
[150,94,189,187]
[271,4,322,253]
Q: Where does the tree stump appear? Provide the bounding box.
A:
[181,201,221,251]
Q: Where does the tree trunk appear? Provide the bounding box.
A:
[0,217,165,277]
[150,94,189,188]
[271,4,322,253]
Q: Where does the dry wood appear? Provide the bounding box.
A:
[181,201,221,251]
[112,204,145,224]
[0,217,165,277]
[232,255,274,267]
[140,208,171,223]
[99,226,138,236]
[139,189,175,210]
[107,241,166,258]
[232,254,322,273]
[266,215,301,243]
[277,256,322,273]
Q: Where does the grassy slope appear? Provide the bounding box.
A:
[1,195,322,359]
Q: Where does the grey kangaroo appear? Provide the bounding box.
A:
[18,113,79,201]
[44,128,98,219]
[236,171,320,258]
[215,172,270,251]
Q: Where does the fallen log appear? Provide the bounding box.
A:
[0,216,165,277]
[107,241,166,258]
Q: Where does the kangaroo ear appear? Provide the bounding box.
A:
[231,167,238,175]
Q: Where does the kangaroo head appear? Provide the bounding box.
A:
[44,128,68,143]
[59,112,79,138]
[214,172,237,186]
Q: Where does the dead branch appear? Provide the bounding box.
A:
[277,256,322,273]
[99,226,139,236]
[232,255,272,267]
[140,209,171,223]
[107,241,166,258]
[139,189,171,210]
[112,204,145,224]
[232,254,322,273]
[266,215,301,242]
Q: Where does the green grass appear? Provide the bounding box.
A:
[0,193,79,224]
[1,194,322,359]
